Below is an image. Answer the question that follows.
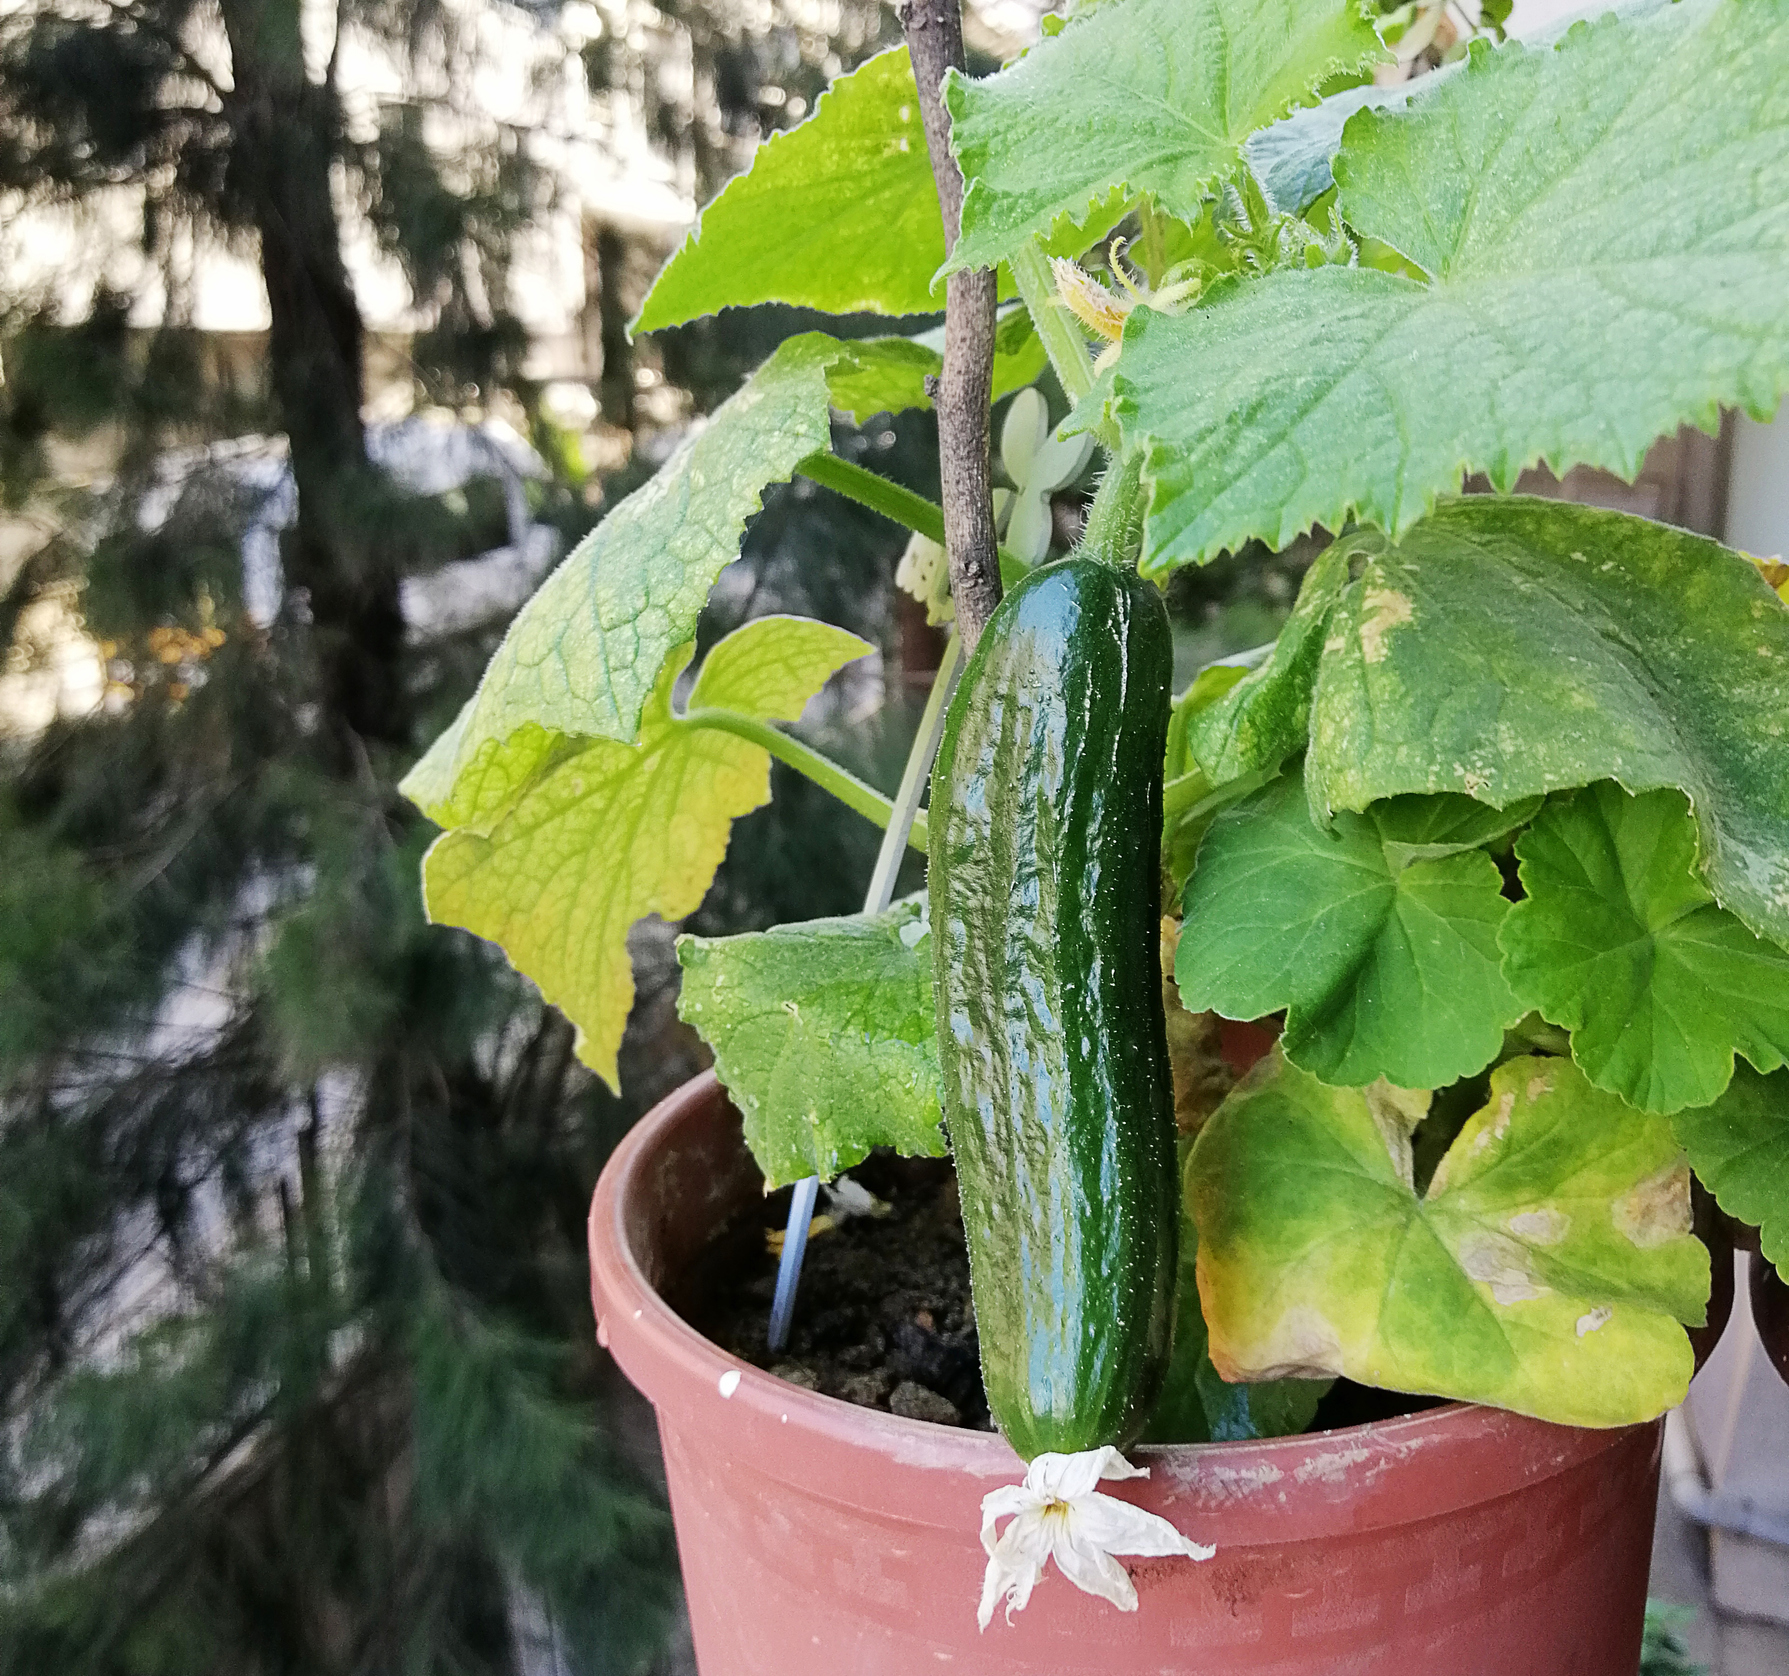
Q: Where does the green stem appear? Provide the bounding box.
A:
[797,454,1029,587]
[1008,238,1098,406]
[676,706,928,853]
[1075,449,1149,570]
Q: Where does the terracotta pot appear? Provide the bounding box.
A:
[590,1073,1664,1675]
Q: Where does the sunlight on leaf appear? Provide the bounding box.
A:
[1119,0,1789,567]
[635,48,944,330]
[944,0,1385,276]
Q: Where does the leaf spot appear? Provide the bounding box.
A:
[1458,1232,1548,1304]
[1507,1207,1569,1245]
[1525,1075,1552,1103]
[1612,1160,1692,1249]
[1576,1306,1613,1338]
[1358,587,1414,664]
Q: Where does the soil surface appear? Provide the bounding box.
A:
[675,1150,1434,1435]
[676,1151,992,1429]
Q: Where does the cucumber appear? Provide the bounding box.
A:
[929,556,1177,1459]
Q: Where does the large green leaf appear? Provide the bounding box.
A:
[400,336,844,831]
[1117,0,1789,568]
[1670,1066,1789,1283]
[1187,541,1349,787]
[1291,499,1789,954]
[1190,1052,1707,1426]
[420,617,872,1089]
[634,49,943,331]
[943,0,1385,276]
[1177,765,1522,1089]
[1502,785,1789,1115]
[676,899,944,1189]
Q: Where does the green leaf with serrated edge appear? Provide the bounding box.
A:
[421,617,872,1090]
[1242,81,1406,216]
[401,335,844,833]
[824,310,1049,426]
[634,49,942,331]
[1188,541,1349,786]
[1178,765,1521,1089]
[1143,1147,1328,1444]
[1299,499,1789,953]
[1118,0,1789,569]
[1190,1051,1706,1427]
[1670,1067,1789,1283]
[1501,785,1789,1116]
[943,0,1386,277]
[676,899,944,1189]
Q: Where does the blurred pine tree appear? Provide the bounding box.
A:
[0,1,915,1670]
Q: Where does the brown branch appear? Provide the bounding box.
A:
[899,0,1002,649]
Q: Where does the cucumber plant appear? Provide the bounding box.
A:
[407,0,1789,1625]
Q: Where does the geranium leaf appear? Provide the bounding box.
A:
[676,899,944,1188]
[1143,1152,1329,1444]
[401,335,844,831]
[1118,0,1789,568]
[420,618,872,1090]
[1295,499,1789,953]
[634,48,943,331]
[943,0,1385,276]
[1177,764,1522,1089]
[1190,1051,1707,1427]
[1670,1067,1789,1283]
[1501,785,1789,1115]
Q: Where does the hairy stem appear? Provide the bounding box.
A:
[900,0,1001,650]
[675,708,928,853]
[1075,449,1149,569]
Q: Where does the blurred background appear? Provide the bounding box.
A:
[0,0,1783,1671]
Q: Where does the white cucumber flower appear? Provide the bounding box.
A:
[977,1446,1215,1630]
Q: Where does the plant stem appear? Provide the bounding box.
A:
[797,453,1030,586]
[1007,238,1098,406]
[1075,448,1149,569]
[676,707,928,853]
[900,0,1002,650]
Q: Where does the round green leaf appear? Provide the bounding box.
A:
[1177,765,1522,1089]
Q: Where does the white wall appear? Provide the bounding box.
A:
[1726,402,1789,561]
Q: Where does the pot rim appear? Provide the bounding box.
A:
[591,1071,1658,1543]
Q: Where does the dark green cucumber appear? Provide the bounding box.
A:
[929,556,1177,1460]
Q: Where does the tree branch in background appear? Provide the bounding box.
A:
[898,0,1002,649]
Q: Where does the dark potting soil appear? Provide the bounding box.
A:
[676,1151,993,1429]
[675,1149,1438,1437]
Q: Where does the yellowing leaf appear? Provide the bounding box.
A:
[1190,1052,1707,1427]
[420,618,871,1088]
[401,336,844,830]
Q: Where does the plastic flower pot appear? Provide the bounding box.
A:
[589,1073,1666,1674]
